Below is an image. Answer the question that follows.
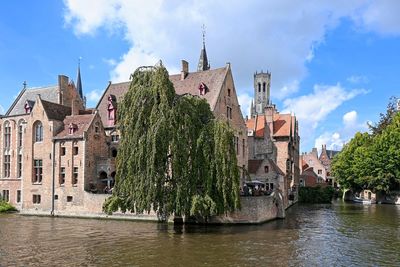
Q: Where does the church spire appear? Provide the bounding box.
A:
[76,57,83,99]
[197,24,210,72]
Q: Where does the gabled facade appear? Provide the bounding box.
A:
[96,61,248,184]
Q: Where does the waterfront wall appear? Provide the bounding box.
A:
[20,191,286,224]
[209,192,285,224]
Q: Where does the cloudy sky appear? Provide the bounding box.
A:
[1,1,399,152]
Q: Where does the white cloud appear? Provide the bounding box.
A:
[103,58,117,67]
[282,83,367,130]
[315,132,344,151]
[347,75,368,84]
[63,0,400,92]
[86,89,103,103]
[343,110,357,126]
[237,93,252,118]
[355,0,400,36]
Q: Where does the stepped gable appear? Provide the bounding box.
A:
[54,114,96,140]
[7,85,59,116]
[40,99,71,121]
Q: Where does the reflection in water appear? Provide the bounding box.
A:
[1,200,399,266]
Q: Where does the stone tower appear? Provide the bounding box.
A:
[197,25,210,72]
[251,71,271,117]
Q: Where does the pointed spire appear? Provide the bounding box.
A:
[197,24,210,72]
[76,57,83,99]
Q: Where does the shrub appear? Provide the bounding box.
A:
[299,186,334,203]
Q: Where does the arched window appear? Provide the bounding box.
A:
[3,121,11,148]
[263,82,266,92]
[258,83,261,92]
[18,120,25,148]
[34,121,43,142]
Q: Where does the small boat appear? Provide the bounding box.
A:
[353,196,376,204]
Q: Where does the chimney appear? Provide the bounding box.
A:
[71,99,80,116]
[181,60,188,80]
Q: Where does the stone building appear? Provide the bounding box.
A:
[299,158,328,187]
[246,71,300,208]
[96,45,248,184]
[319,144,339,186]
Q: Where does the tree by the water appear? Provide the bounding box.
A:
[332,98,400,192]
[103,63,240,220]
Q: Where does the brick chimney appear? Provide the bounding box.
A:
[71,98,80,116]
[181,60,189,80]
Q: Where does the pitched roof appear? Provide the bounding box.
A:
[6,86,59,116]
[326,150,340,159]
[54,114,96,140]
[273,114,292,137]
[41,99,71,121]
[246,115,266,138]
[96,67,228,127]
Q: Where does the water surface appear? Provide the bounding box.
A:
[1,201,399,266]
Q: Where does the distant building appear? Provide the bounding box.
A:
[300,145,340,187]
[299,159,328,187]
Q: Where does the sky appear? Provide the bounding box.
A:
[0,0,399,153]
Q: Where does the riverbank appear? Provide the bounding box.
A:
[0,201,16,213]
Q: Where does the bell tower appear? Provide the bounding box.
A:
[251,71,271,117]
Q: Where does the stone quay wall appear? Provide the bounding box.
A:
[20,192,286,224]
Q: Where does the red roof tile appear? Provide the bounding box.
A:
[54,114,96,139]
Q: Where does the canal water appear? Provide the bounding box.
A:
[1,200,399,266]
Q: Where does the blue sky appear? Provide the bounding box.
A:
[1,1,399,153]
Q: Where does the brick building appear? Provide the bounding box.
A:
[0,42,249,214]
[246,71,300,208]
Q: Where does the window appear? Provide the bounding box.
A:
[258,83,261,92]
[318,169,322,175]
[73,167,78,185]
[33,160,43,183]
[73,146,79,156]
[4,155,10,177]
[60,167,65,185]
[226,106,232,120]
[68,123,77,135]
[263,82,266,92]
[236,137,239,155]
[32,194,41,204]
[67,196,73,202]
[16,190,21,203]
[242,138,245,156]
[17,154,22,178]
[4,121,11,148]
[61,147,66,156]
[54,195,58,200]
[111,134,120,142]
[95,126,99,133]
[2,190,9,202]
[35,122,43,142]
[18,123,23,147]
[264,166,269,173]
[111,149,117,158]
[228,89,231,97]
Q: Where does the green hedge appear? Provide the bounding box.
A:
[0,201,17,213]
[299,186,334,203]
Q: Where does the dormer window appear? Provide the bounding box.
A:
[199,82,207,96]
[24,100,33,114]
[68,123,78,135]
[228,89,231,97]
[107,95,117,126]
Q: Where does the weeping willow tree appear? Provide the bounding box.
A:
[103,63,240,220]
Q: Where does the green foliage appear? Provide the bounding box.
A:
[332,102,400,192]
[299,186,334,203]
[0,201,17,213]
[103,64,240,220]
[368,96,399,136]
